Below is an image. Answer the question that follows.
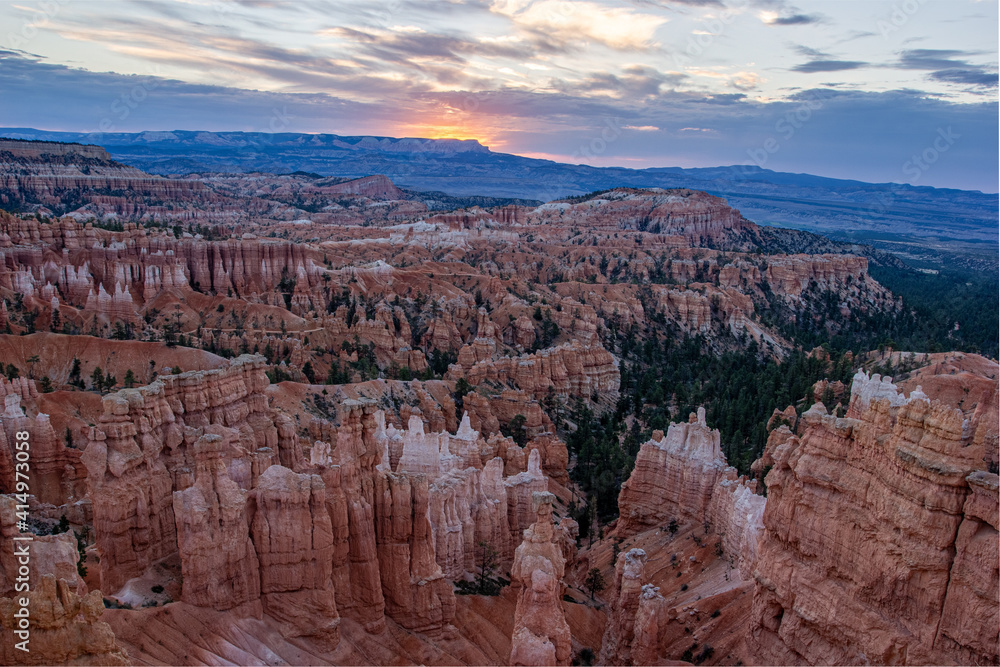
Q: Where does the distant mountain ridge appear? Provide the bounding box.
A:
[3,128,996,262]
[0,129,491,154]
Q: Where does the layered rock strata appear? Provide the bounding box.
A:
[447,340,620,405]
[708,472,766,579]
[250,465,340,645]
[598,548,648,666]
[749,373,999,665]
[172,433,261,611]
[0,575,129,666]
[616,407,727,535]
[510,491,572,666]
[81,355,281,593]
[380,409,571,577]
[374,471,456,636]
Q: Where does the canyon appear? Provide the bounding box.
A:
[2,339,994,665]
[0,140,995,667]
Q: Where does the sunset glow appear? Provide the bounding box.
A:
[0,0,995,190]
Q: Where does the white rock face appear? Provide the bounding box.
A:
[396,415,442,475]
[848,370,931,419]
[709,471,766,579]
[372,409,546,581]
[3,394,23,418]
[651,406,725,463]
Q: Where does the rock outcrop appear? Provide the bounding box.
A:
[707,472,766,580]
[510,491,571,666]
[0,140,211,222]
[630,584,669,666]
[598,548,648,666]
[374,471,456,636]
[527,188,756,248]
[250,465,340,646]
[505,449,549,563]
[172,433,261,611]
[609,407,770,665]
[0,574,129,666]
[319,401,387,633]
[81,355,280,593]
[378,409,572,578]
[616,408,727,535]
[448,340,620,405]
[937,471,999,663]
[749,373,999,665]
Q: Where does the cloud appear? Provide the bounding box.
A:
[766,13,821,25]
[931,68,999,87]
[0,0,997,194]
[730,71,762,90]
[0,50,379,134]
[792,60,867,73]
[552,65,686,98]
[895,49,998,89]
[897,49,977,70]
[793,45,828,58]
[490,0,667,51]
[629,0,722,6]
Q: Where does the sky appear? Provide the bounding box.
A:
[0,0,997,191]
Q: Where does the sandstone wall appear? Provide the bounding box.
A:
[251,465,340,645]
[598,548,648,666]
[616,408,728,535]
[749,374,999,665]
[0,575,129,666]
[81,355,280,593]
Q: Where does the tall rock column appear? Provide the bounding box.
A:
[82,391,176,593]
[322,401,386,632]
[510,491,571,666]
[172,433,261,611]
[631,584,669,666]
[598,548,648,666]
[505,448,548,563]
[936,471,999,664]
[374,471,456,636]
[250,465,340,648]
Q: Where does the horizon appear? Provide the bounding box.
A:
[0,0,997,192]
[4,125,998,196]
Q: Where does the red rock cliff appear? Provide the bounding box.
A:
[749,372,999,665]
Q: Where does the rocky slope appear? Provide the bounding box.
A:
[0,139,214,220]
[600,409,767,666]
[510,492,572,666]
[9,129,994,256]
